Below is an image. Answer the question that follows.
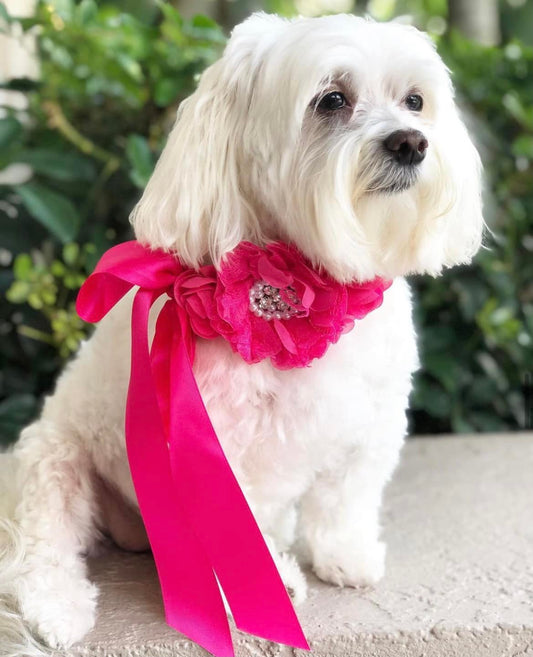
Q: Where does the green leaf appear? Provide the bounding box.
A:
[153,77,184,107]
[15,182,81,243]
[468,410,508,432]
[17,16,42,30]
[424,353,469,394]
[451,411,476,434]
[51,260,66,276]
[0,116,22,151]
[411,380,452,418]
[476,352,509,392]
[512,135,533,159]
[191,14,218,29]
[158,2,183,27]
[125,134,154,187]
[6,279,30,303]
[503,92,533,131]
[76,0,97,25]
[185,15,225,43]
[13,253,32,281]
[62,242,79,266]
[51,0,75,21]
[452,277,489,321]
[115,53,143,82]
[17,149,96,182]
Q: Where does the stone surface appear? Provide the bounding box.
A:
[71,434,533,657]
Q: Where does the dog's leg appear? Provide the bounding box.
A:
[243,481,308,605]
[259,512,308,606]
[13,418,100,649]
[298,433,404,588]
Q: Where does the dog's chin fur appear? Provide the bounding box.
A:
[0,12,483,654]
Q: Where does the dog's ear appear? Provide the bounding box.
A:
[130,13,289,268]
[392,25,484,267]
[430,101,485,269]
[129,60,248,268]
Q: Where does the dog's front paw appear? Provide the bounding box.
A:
[312,538,386,589]
[18,566,98,648]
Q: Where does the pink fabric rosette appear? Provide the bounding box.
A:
[180,241,391,368]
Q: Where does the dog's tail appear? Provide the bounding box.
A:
[0,453,50,657]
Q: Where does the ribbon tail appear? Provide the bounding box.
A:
[128,290,233,657]
[166,316,308,650]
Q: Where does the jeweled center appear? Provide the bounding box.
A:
[249,281,300,321]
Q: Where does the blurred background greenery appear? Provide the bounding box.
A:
[0,0,531,445]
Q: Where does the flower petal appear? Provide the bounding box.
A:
[300,283,315,309]
[273,319,297,354]
[257,255,293,288]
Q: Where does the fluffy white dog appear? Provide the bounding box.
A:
[0,12,483,653]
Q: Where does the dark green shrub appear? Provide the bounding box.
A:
[0,2,531,444]
[409,33,533,433]
[0,0,225,445]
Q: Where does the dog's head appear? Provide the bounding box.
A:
[131,13,484,282]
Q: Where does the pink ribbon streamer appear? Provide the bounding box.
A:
[76,241,308,657]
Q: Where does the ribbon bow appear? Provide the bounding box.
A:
[76,241,308,657]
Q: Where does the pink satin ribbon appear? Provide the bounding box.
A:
[76,241,308,657]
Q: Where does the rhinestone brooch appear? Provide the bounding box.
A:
[249,281,301,321]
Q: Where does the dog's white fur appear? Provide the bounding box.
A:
[0,12,483,653]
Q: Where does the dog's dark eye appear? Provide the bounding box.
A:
[405,94,423,111]
[317,91,347,111]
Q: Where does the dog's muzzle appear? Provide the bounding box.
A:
[365,129,429,194]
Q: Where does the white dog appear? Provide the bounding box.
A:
[0,12,483,653]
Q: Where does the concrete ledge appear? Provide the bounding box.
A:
[72,434,533,657]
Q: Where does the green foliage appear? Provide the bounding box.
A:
[409,33,533,433]
[0,0,225,445]
[0,1,531,444]
[7,244,92,341]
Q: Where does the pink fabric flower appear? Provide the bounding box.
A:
[211,242,391,369]
[171,242,390,369]
[174,267,220,340]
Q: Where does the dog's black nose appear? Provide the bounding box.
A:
[384,129,428,165]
